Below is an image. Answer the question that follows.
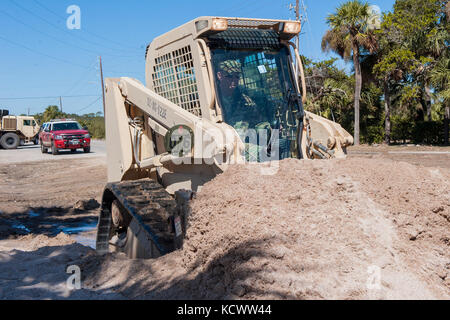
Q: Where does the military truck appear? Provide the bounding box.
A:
[0,109,40,149]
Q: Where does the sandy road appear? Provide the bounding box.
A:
[0,140,106,165]
[348,145,450,169]
[0,140,113,299]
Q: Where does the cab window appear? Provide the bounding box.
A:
[23,120,31,126]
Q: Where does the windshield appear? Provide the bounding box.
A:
[52,122,82,131]
[211,46,302,160]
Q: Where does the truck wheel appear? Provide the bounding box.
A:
[51,142,59,155]
[40,142,48,154]
[84,147,91,153]
[0,133,20,149]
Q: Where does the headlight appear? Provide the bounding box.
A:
[83,134,90,139]
[55,135,64,140]
[283,22,301,34]
[195,20,209,32]
[212,18,228,31]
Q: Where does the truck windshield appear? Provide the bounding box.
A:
[211,46,302,160]
[52,122,82,131]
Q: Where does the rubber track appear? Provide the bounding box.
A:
[96,179,177,257]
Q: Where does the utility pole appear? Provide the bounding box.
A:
[99,56,106,115]
[295,0,300,59]
[289,1,301,71]
[59,96,63,113]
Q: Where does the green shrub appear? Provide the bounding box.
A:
[411,121,443,144]
[391,116,412,143]
[390,116,444,144]
[363,125,384,144]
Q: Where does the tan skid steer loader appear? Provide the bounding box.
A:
[96,17,353,259]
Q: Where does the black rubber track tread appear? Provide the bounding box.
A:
[106,179,178,256]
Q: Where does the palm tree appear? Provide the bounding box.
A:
[42,105,64,123]
[322,0,378,145]
[430,56,450,145]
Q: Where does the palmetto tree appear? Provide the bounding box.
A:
[430,56,450,145]
[322,0,378,145]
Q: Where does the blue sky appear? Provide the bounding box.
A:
[0,0,396,116]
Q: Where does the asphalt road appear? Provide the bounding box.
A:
[0,140,106,164]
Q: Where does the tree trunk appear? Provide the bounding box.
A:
[352,42,362,146]
[445,105,449,146]
[416,105,425,122]
[424,84,432,121]
[384,80,391,145]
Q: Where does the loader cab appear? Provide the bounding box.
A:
[211,46,300,125]
[211,46,303,150]
[203,21,304,160]
[145,17,305,160]
[209,43,303,160]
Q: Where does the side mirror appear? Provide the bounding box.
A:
[82,126,88,131]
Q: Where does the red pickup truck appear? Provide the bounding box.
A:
[40,120,91,155]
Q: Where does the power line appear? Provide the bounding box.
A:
[0,10,139,59]
[32,0,143,53]
[76,96,102,113]
[46,97,59,111]
[0,95,100,100]
[61,58,98,97]
[9,0,142,57]
[0,34,91,69]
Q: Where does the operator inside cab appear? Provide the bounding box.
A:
[212,46,303,161]
[215,59,266,131]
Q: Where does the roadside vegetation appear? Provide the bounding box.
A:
[309,0,449,145]
[34,105,105,139]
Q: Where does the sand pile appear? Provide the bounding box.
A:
[18,233,76,251]
[0,233,115,300]
[83,158,449,300]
